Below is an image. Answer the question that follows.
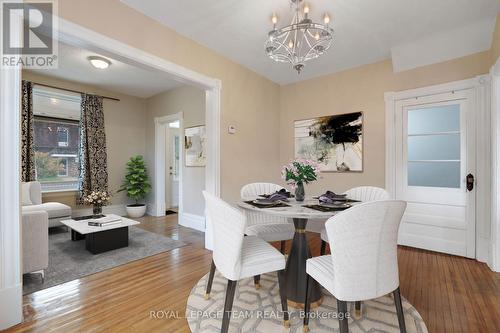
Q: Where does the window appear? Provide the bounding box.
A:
[33,87,81,192]
[57,127,69,147]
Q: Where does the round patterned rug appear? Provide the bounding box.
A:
[186,271,428,333]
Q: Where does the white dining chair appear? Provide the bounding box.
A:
[241,182,295,288]
[202,191,289,333]
[303,200,407,333]
[320,186,390,255]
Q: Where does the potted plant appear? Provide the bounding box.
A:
[281,159,320,201]
[118,155,151,218]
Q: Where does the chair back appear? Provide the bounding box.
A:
[325,200,406,301]
[240,182,284,199]
[240,182,288,226]
[203,191,246,280]
[344,186,390,202]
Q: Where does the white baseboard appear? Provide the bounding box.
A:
[0,284,22,330]
[72,204,127,217]
[179,213,205,232]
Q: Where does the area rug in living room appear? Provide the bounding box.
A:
[23,226,186,295]
[187,271,428,333]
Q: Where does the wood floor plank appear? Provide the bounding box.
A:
[3,215,500,333]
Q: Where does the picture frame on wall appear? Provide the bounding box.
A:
[294,112,363,172]
[184,125,206,167]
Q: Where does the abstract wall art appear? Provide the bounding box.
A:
[294,112,363,172]
[184,125,206,167]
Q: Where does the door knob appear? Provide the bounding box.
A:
[466,173,474,191]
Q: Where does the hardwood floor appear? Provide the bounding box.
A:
[3,215,500,333]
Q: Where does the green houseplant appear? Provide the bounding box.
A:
[118,155,151,218]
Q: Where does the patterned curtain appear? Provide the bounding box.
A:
[21,80,36,182]
[78,93,109,203]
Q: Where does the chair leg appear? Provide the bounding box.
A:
[355,301,362,318]
[303,274,313,332]
[337,299,348,333]
[393,287,407,333]
[221,279,237,333]
[205,260,216,299]
[254,275,261,289]
[280,240,286,254]
[320,240,326,255]
[277,269,289,328]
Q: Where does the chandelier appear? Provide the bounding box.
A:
[265,0,334,74]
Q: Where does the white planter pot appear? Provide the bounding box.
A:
[126,204,147,218]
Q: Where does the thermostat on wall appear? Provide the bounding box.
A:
[228,125,236,134]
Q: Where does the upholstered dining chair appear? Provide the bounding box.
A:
[241,182,295,288]
[320,186,390,255]
[303,200,407,333]
[202,191,289,333]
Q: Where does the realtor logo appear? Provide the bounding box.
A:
[2,1,58,68]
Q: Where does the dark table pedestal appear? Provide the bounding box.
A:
[71,227,129,254]
[285,218,323,308]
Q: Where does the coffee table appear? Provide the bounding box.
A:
[61,214,140,254]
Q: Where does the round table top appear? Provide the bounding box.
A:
[237,198,344,219]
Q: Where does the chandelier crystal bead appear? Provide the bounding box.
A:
[265,0,334,74]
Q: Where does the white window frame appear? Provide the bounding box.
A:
[57,126,69,147]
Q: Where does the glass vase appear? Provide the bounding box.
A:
[93,204,103,216]
[295,182,305,202]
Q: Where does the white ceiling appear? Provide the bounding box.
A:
[122,0,500,85]
[29,42,183,98]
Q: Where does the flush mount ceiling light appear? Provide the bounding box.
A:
[88,56,112,69]
[265,0,334,74]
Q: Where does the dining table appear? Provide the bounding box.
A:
[238,197,355,308]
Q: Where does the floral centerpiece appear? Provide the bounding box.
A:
[84,190,111,216]
[281,159,320,201]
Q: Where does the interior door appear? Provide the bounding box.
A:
[395,90,476,258]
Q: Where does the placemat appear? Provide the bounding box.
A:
[303,204,351,212]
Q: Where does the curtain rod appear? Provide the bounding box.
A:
[32,82,121,102]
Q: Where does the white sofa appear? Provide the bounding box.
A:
[21,181,72,228]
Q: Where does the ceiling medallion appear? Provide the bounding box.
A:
[265,0,333,74]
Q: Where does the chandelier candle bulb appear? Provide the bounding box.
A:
[271,13,278,24]
[323,13,330,24]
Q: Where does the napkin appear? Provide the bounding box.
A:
[318,191,347,204]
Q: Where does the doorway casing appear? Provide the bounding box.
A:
[0,17,220,329]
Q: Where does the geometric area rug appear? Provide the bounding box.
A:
[23,226,186,295]
[187,271,428,333]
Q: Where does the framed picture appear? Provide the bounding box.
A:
[184,125,206,167]
[294,112,363,172]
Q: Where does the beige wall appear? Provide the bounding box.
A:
[145,86,206,216]
[58,0,281,204]
[22,71,147,208]
[280,51,491,195]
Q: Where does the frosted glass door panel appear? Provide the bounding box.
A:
[408,104,460,135]
[407,103,461,188]
[408,134,460,161]
[408,161,460,188]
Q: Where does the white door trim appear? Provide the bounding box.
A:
[58,17,221,249]
[0,15,221,329]
[154,113,184,219]
[385,75,491,265]
[490,57,500,272]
